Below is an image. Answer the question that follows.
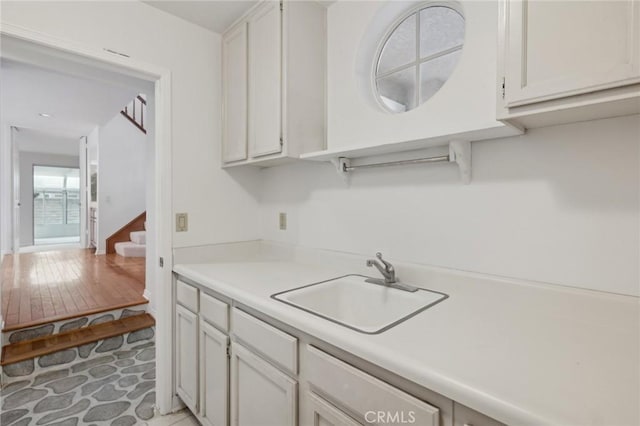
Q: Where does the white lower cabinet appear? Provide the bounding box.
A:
[305,392,362,426]
[230,341,297,426]
[199,319,229,426]
[305,345,440,426]
[175,304,199,413]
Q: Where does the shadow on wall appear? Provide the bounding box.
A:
[258,115,639,213]
[254,115,639,296]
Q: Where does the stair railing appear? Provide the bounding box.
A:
[121,95,147,134]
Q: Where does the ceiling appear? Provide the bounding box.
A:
[0,59,139,139]
[17,129,80,156]
[143,1,259,33]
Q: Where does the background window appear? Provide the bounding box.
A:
[375,5,465,113]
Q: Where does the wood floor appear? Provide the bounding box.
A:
[1,249,146,331]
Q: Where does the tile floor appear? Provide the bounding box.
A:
[1,341,156,425]
[146,409,199,426]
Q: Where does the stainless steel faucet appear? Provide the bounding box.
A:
[366,252,418,292]
[366,252,396,283]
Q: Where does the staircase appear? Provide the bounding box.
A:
[115,229,147,258]
[106,211,146,257]
[121,94,147,134]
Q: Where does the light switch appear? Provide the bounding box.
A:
[279,212,287,230]
[176,213,188,232]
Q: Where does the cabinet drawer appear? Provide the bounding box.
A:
[306,345,439,426]
[200,291,229,331]
[454,403,504,426]
[176,280,198,312]
[231,308,297,374]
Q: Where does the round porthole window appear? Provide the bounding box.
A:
[374,4,465,113]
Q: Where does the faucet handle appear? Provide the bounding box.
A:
[375,252,393,271]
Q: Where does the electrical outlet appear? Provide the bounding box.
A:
[176,213,188,232]
[279,212,287,230]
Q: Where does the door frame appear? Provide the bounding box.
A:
[79,136,88,249]
[0,23,175,413]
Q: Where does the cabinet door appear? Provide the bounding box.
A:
[305,392,362,426]
[199,320,229,426]
[222,21,248,163]
[504,0,640,106]
[176,304,198,412]
[230,342,297,426]
[248,1,283,158]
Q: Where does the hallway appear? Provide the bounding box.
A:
[1,249,146,331]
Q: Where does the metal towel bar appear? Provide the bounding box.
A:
[331,140,471,184]
[342,155,450,172]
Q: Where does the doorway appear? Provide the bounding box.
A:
[32,165,80,245]
[0,26,173,414]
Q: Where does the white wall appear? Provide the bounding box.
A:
[18,151,79,246]
[0,125,12,257]
[260,115,640,297]
[0,0,262,250]
[96,112,146,253]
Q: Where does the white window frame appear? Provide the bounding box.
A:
[373,1,465,113]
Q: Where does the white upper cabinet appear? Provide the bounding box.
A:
[498,0,640,127]
[222,22,248,163]
[248,1,283,158]
[222,1,326,167]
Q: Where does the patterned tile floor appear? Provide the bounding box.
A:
[1,341,157,425]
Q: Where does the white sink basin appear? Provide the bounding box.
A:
[272,275,447,334]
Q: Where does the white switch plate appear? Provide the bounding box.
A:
[279,212,287,230]
[176,213,188,232]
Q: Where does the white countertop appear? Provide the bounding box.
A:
[173,246,639,426]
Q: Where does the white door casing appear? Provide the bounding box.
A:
[0,23,174,413]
